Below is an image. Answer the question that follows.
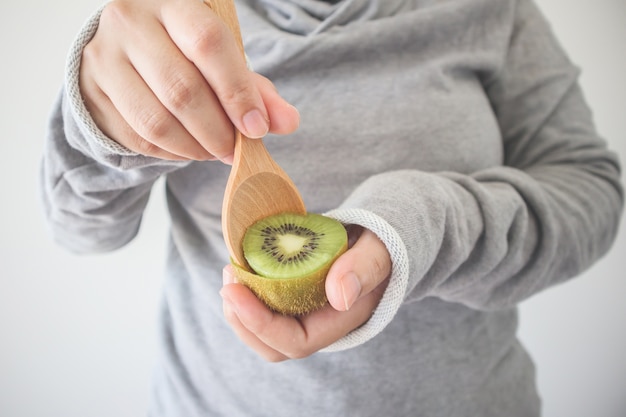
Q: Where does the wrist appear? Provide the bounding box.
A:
[321,208,409,352]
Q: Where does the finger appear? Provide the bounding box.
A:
[221,266,287,361]
[105,7,234,162]
[80,48,188,160]
[90,52,214,160]
[221,286,289,362]
[252,73,300,135]
[325,228,392,311]
[83,8,216,161]
[80,74,187,161]
[161,0,270,139]
[220,280,380,359]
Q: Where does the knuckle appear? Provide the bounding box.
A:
[81,42,101,67]
[369,254,390,286]
[100,1,133,29]
[206,134,234,160]
[359,231,391,289]
[162,74,199,113]
[372,254,387,277]
[217,81,256,108]
[190,21,228,56]
[135,107,171,141]
[133,137,160,157]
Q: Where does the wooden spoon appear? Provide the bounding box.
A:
[204,0,306,268]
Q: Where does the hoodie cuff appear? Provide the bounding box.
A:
[321,208,409,352]
[65,3,138,157]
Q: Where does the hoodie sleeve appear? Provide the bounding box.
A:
[323,0,622,351]
[40,6,190,254]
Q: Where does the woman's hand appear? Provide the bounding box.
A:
[79,0,299,162]
[220,226,391,362]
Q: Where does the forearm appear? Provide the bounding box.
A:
[349,153,620,309]
[322,76,622,352]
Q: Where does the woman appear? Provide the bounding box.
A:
[41,0,623,415]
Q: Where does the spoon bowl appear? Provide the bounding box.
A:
[222,132,305,268]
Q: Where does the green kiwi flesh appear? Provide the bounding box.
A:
[232,212,348,315]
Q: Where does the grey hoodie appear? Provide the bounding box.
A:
[41,0,623,415]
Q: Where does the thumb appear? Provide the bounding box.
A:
[325,228,392,312]
[253,73,300,135]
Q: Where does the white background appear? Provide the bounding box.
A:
[1,1,624,416]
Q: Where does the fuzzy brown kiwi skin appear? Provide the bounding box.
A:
[230,239,347,316]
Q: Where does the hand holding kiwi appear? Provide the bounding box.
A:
[222,224,391,360]
[230,212,348,315]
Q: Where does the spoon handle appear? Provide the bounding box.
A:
[204,0,306,267]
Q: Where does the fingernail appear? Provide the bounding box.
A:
[223,266,235,286]
[242,109,269,138]
[289,103,300,118]
[340,272,361,311]
[221,153,234,165]
[220,289,237,315]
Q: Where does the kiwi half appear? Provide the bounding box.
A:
[230,212,348,316]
